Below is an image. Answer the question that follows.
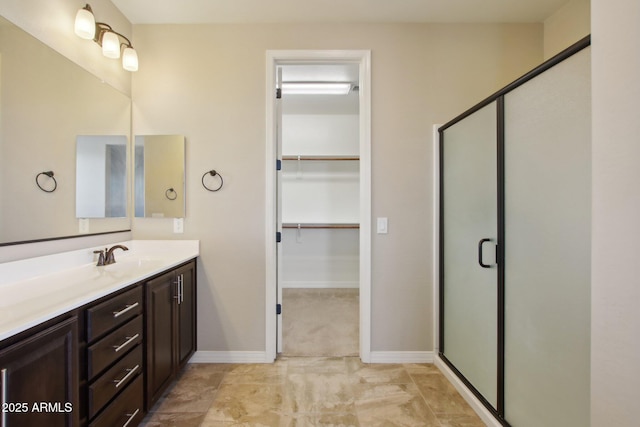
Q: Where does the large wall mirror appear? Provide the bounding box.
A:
[0,15,131,244]
[134,135,186,218]
[76,135,128,219]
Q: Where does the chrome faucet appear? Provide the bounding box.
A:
[104,244,129,265]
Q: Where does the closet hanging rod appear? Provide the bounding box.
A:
[283,223,360,229]
[282,155,359,161]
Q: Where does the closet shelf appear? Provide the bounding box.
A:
[282,155,359,161]
[283,222,359,229]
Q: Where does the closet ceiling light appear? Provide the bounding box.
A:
[74,3,139,72]
[281,82,352,95]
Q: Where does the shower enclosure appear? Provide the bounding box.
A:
[439,37,591,426]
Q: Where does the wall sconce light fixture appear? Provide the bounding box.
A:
[74,4,138,72]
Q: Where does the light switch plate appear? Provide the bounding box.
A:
[377,217,388,234]
[173,218,184,233]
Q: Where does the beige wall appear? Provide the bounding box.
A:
[0,23,131,242]
[131,23,543,352]
[0,0,132,95]
[591,0,640,425]
[142,135,185,218]
[3,0,640,421]
[543,0,590,59]
[0,0,133,263]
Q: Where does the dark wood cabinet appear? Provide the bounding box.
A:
[85,285,144,425]
[145,270,176,407]
[2,256,197,427]
[177,262,196,367]
[145,260,197,409]
[88,375,143,427]
[86,286,143,343]
[0,316,79,427]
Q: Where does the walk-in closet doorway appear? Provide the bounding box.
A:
[265,51,372,362]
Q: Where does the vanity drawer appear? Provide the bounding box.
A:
[89,374,144,427]
[88,315,143,379]
[88,344,142,419]
[87,286,143,342]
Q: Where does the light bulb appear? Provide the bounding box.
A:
[122,47,138,72]
[281,82,352,95]
[74,6,95,40]
[101,31,120,59]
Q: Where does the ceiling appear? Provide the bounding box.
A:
[111,0,572,115]
[111,0,571,25]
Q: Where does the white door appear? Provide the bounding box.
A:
[275,66,284,353]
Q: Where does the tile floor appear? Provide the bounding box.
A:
[140,357,485,426]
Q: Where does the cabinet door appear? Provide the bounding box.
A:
[145,270,177,407]
[177,262,197,367]
[0,317,79,427]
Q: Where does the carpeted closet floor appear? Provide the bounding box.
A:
[282,288,359,357]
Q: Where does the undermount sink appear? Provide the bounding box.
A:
[0,240,199,342]
[101,257,166,275]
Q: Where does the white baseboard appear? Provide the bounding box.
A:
[281,280,359,289]
[189,350,434,365]
[189,351,272,364]
[369,351,435,364]
[434,355,502,427]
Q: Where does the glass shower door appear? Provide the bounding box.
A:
[503,47,591,427]
[440,101,498,409]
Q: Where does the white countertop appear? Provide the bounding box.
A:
[0,240,199,342]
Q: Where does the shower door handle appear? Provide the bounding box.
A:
[478,238,495,268]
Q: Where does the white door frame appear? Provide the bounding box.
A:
[265,50,372,362]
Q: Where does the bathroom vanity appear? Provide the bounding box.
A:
[0,240,199,427]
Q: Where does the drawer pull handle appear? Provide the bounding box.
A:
[113,364,140,388]
[173,275,184,304]
[122,408,140,427]
[113,334,140,353]
[113,302,139,318]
